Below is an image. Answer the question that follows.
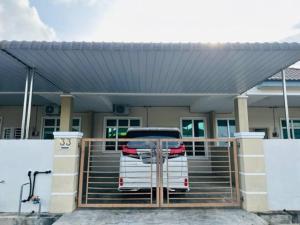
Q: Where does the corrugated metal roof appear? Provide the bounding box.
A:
[268,68,300,81]
[2,41,300,50]
[1,41,300,95]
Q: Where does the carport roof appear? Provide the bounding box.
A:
[1,41,300,94]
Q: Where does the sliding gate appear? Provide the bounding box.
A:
[78,138,240,208]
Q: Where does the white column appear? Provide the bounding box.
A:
[281,69,291,139]
[21,70,29,139]
[25,69,34,139]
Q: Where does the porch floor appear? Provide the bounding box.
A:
[53,208,267,225]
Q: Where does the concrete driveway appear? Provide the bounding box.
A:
[53,208,267,225]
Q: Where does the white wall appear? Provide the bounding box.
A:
[0,140,54,212]
[264,139,300,210]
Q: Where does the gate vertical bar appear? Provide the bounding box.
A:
[85,140,91,204]
[78,139,86,206]
[160,140,164,207]
[166,141,169,205]
[233,139,240,204]
[150,144,153,205]
[156,140,160,207]
[227,140,233,201]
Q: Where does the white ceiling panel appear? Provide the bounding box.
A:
[1,42,300,94]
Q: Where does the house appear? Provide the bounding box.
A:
[1,41,300,213]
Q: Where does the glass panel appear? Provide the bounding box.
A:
[194,141,205,156]
[56,119,60,126]
[229,120,235,126]
[182,120,193,137]
[282,129,294,139]
[127,130,180,138]
[14,128,21,139]
[194,120,205,137]
[106,127,116,138]
[293,120,300,128]
[44,127,55,139]
[106,119,116,126]
[183,141,193,156]
[281,120,292,128]
[130,119,140,127]
[294,129,300,139]
[105,141,116,151]
[72,119,80,126]
[229,120,236,137]
[282,128,287,139]
[72,127,79,131]
[118,127,128,138]
[118,119,128,127]
[4,128,11,139]
[217,120,228,137]
[45,119,55,126]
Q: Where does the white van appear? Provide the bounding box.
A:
[118,127,189,191]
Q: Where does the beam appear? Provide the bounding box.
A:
[0,49,65,92]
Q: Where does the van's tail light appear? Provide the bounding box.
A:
[119,177,123,186]
[169,144,186,155]
[122,145,139,158]
[184,178,188,187]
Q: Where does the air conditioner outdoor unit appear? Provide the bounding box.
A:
[45,105,60,115]
[113,104,129,115]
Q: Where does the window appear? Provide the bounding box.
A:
[180,118,206,157]
[2,127,21,139]
[281,119,300,139]
[14,128,21,139]
[216,119,236,138]
[42,117,81,139]
[104,117,141,151]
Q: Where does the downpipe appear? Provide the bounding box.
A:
[18,170,51,217]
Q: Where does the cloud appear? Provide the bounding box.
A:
[52,0,101,6]
[0,0,56,41]
[75,0,300,43]
[283,33,300,42]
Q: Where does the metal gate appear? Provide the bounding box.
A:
[78,138,240,208]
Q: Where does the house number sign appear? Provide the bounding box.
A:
[59,138,71,150]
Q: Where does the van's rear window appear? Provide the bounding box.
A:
[126,130,180,139]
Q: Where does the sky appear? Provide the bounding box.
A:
[1,0,300,43]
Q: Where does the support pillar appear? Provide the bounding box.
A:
[281,69,291,139]
[208,111,217,138]
[21,68,34,139]
[235,133,268,211]
[234,95,249,132]
[234,95,268,211]
[21,71,29,139]
[60,95,73,131]
[49,132,83,213]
